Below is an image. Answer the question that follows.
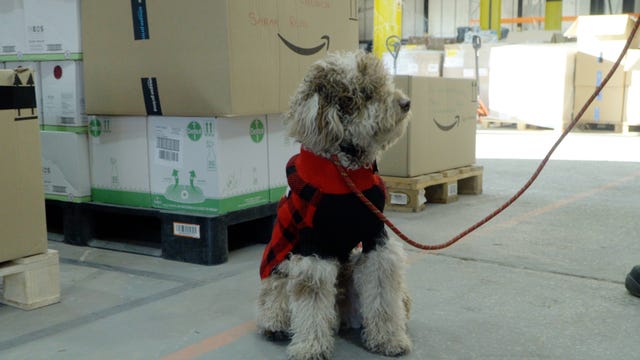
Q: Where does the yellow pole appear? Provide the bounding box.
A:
[373,0,402,59]
[545,0,562,30]
[480,0,501,39]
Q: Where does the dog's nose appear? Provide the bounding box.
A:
[398,98,411,113]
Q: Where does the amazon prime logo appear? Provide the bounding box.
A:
[433,115,469,132]
[277,34,330,56]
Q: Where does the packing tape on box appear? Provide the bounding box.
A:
[0,86,37,111]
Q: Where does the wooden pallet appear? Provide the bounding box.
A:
[480,118,552,131]
[382,165,483,212]
[564,122,640,134]
[0,250,60,310]
[45,200,277,266]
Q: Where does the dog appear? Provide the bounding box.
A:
[257,50,412,360]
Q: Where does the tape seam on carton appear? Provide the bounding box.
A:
[0,86,37,110]
[130,0,151,41]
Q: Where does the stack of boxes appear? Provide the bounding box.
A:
[81,1,359,215]
[0,0,90,203]
[488,14,640,130]
[565,14,640,128]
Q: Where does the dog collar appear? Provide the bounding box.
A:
[296,148,380,194]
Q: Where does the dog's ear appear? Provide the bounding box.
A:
[288,89,344,150]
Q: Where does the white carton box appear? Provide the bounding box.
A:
[41,60,86,128]
[41,130,91,202]
[488,43,577,129]
[148,116,270,214]
[266,114,299,202]
[89,116,151,207]
[0,1,26,56]
[23,0,82,55]
[4,61,43,123]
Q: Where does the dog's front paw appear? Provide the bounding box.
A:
[364,333,412,357]
[261,329,291,342]
[287,341,332,360]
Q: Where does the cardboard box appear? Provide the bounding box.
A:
[148,116,270,214]
[378,76,477,177]
[23,0,82,55]
[505,30,566,44]
[89,116,152,207]
[574,51,627,87]
[3,61,43,123]
[565,14,640,52]
[488,44,577,129]
[624,85,640,125]
[0,68,48,262]
[266,113,300,202]
[41,130,91,202]
[82,0,359,117]
[624,49,640,125]
[383,48,443,77]
[573,86,624,124]
[41,60,86,128]
[0,0,27,56]
[442,43,498,109]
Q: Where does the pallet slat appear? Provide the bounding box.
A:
[0,250,61,310]
[382,165,483,212]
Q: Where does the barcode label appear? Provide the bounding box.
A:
[173,222,200,239]
[47,44,63,52]
[2,45,16,53]
[157,137,180,151]
[52,185,66,193]
[448,183,458,197]
[158,149,178,162]
[156,136,180,164]
[60,117,75,124]
[390,192,408,205]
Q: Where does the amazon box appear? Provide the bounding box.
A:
[378,76,477,177]
[82,0,359,117]
[0,68,48,263]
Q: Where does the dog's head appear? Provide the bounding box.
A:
[287,50,410,169]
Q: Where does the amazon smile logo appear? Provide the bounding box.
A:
[277,34,330,55]
[433,115,463,131]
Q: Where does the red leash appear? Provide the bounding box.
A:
[332,15,640,251]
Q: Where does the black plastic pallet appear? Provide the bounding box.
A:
[45,200,277,265]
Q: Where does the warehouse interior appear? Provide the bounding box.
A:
[1,1,640,359]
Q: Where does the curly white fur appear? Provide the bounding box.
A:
[353,238,412,355]
[257,50,412,359]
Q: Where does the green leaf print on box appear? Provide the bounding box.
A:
[250,119,264,143]
[187,121,202,141]
[163,169,205,204]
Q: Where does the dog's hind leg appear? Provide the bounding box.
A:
[257,261,291,341]
[287,255,339,360]
[354,238,412,356]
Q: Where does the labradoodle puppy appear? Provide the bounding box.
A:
[257,50,412,360]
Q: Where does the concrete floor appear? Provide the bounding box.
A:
[2,128,640,360]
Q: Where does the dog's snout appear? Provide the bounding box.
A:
[398,98,411,113]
